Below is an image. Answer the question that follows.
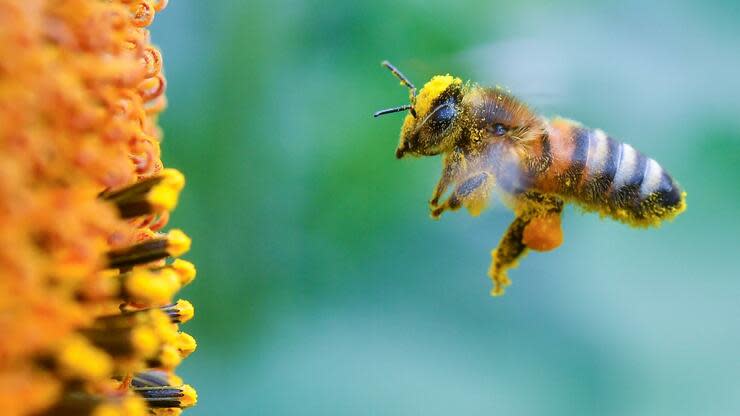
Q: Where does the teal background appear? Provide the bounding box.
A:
[153,1,740,415]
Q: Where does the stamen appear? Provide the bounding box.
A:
[131,370,173,388]
[101,169,185,218]
[153,259,196,286]
[159,299,195,323]
[84,309,176,358]
[95,308,168,329]
[118,299,194,324]
[107,229,191,269]
[80,325,159,358]
[133,384,197,408]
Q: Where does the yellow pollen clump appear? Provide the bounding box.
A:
[161,168,187,191]
[167,229,192,257]
[148,184,179,211]
[180,384,198,407]
[414,75,462,118]
[147,169,186,211]
[175,299,195,323]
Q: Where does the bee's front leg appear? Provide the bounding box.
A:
[429,150,465,208]
[431,171,494,219]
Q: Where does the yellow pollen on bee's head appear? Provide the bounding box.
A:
[400,112,416,138]
[413,75,462,118]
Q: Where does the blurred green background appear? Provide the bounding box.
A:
[152,1,740,414]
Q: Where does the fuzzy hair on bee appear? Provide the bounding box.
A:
[374,61,687,296]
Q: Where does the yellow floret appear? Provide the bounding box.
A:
[131,326,160,358]
[150,308,178,342]
[92,397,147,416]
[57,336,113,381]
[171,259,196,285]
[92,404,122,416]
[121,396,148,416]
[158,345,182,369]
[126,270,180,305]
[175,332,197,357]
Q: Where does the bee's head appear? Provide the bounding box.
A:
[374,61,465,159]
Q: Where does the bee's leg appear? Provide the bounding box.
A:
[488,192,564,296]
[520,192,564,252]
[431,171,494,219]
[430,150,465,208]
[488,215,529,296]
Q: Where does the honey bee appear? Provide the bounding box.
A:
[374,61,687,296]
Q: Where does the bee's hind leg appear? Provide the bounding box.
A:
[489,216,529,296]
[431,172,494,219]
[489,192,564,296]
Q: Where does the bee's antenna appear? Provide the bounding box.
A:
[377,60,418,118]
[373,104,413,118]
[381,60,416,98]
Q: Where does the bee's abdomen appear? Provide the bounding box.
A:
[602,138,684,223]
[532,120,685,226]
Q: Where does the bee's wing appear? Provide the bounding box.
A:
[440,139,528,216]
[488,138,532,206]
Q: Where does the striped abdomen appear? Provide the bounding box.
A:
[528,118,685,226]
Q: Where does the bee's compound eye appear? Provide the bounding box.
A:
[429,103,456,132]
[436,104,456,121]
[492,123,508,136]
